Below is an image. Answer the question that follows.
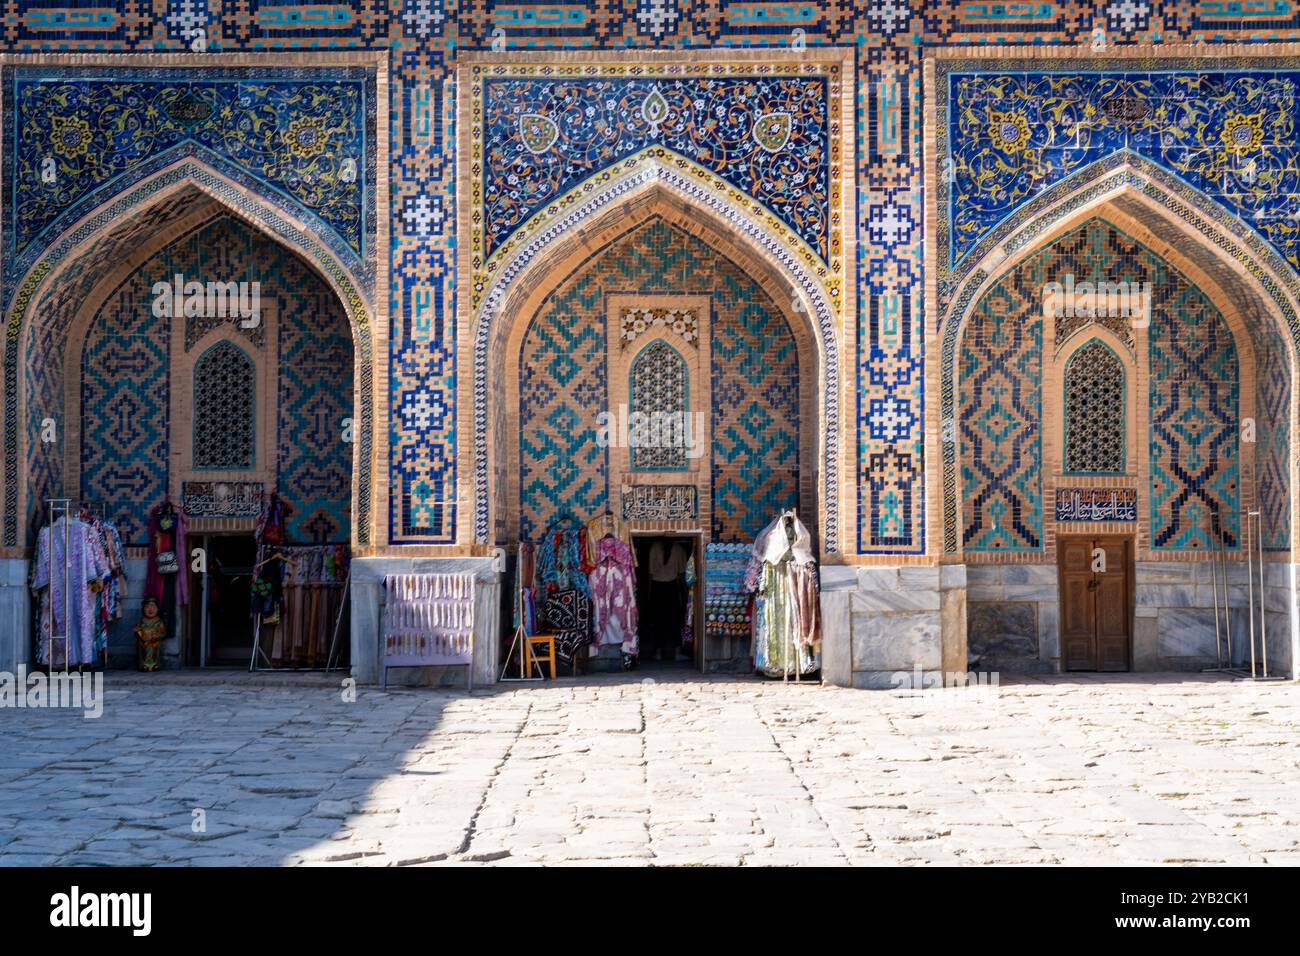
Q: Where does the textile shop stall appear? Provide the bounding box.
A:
[509,512,640,677]
[504,507,822,681]
[247,493,350,671]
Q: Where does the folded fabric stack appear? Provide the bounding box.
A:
[703,542,752,641]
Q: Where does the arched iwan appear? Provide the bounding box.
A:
[5,158,378,550]
[471,155,843,552]
[934,153,1300,562]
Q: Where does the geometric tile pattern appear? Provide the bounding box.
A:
[960,216,1244,554]
[79,267,170,546]
[710,266,800,542]
[959,254,1043,552]
[519,217,799,543]
[519,264,608,543]
[16,188,204,548]
[277,251,354,545]
[620,307,698,351]
[459,55,846,552]
[1,5,1298,564]
[1256,327,1293,553]
[78,214,353,545]
[1063,338,1126,476]
[1148,267,1240,551]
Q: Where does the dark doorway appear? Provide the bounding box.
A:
[634,535,698,668]
[1059,536,1133,671]
[192,534,257,666]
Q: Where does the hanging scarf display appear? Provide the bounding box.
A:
[535,516,590,598]
[383,573,476,670]
[681,551,696,653]
[250,493,288,625]
[544,588,593,668]
[268,544,350,668]
[704,542,753,642]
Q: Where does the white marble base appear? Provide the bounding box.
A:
[350,557,502,687]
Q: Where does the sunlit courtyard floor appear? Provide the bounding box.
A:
[2,670,1298,866]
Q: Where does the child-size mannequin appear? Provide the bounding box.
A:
[134,596,165,672]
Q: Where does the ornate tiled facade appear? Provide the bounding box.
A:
[0,3,1296,575]
[1147,264,1240,552]
[959,255,1043,553]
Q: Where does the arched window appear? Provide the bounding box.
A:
[629,339,688,471]
[193,340,255,469]
[1064,338,1125,475]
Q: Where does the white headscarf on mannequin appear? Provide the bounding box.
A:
[752,509,815,566]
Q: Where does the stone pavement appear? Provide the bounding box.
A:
[1,669,1298,866]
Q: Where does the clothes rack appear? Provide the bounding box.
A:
[37,497,111,671]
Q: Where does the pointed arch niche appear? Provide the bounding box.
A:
[933,158,1297,566]
[504,210,816,546]
[6,158,382,554]
[474,182,841,552]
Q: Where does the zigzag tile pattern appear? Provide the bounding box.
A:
[80,268,170,546]
[79,215,352,545]
[1257,329,1292,553]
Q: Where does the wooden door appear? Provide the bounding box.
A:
[1059,538,1096,670]
[1057,536,1132,671]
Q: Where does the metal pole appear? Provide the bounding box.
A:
[61,500,71,674]
[1220,517,1233,665]
[1210,517,1223,667]
[199,535,209,668]
[1245,511,1257,679]
[1257,511,1269,679]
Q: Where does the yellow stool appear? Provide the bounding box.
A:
[523,633,558,679]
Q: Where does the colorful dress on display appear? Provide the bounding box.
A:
[96,518,128,625]
[588,535,638,656]
[536,517,589,597]
[745,511,821,678]
[584,513,635,568]
[33,517,111,666]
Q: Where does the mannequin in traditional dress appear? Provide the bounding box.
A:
[745,510,821,678]
[135,597,165,672]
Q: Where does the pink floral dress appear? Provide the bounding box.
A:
[588,536,638,656]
